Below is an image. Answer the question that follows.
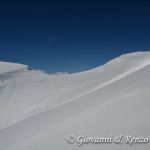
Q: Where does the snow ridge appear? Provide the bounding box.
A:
[0,52,150,150]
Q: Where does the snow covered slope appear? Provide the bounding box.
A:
[0,52,150,150]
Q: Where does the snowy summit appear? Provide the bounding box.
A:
[0,52,150,150]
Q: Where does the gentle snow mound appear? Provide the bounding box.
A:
[0,52,150,150]
[0,62,27,74]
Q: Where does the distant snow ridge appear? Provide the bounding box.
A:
[0,52,150,150]
[51,72,69,75]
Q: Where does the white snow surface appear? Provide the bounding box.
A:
[0,52,150,150]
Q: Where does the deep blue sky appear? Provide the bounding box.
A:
[0,0,150,73]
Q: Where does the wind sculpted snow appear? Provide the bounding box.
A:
[0,52,150,150]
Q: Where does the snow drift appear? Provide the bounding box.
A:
[0,52,150,150]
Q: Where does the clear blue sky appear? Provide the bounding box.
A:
[0,0,150,73]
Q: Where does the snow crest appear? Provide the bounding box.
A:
[0,52,150,150]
